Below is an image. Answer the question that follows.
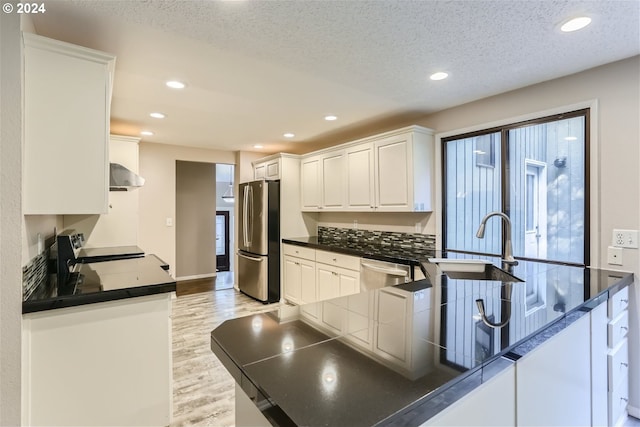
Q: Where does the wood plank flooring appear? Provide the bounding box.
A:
[171,288,281,426]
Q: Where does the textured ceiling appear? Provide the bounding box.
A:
[31,0,640,154]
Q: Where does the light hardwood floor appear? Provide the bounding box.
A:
[171,288,280,426]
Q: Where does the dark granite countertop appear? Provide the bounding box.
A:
[23,254,176,314]
[76,245,144,262]
[282,236,434,267]
[211,255,632,427]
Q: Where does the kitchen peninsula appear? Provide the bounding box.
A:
[22,254,176,426]
[211,256,632,427]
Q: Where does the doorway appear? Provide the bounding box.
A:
[216,211,230,271]
[215,164,235,290]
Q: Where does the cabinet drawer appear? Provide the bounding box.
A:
[608,339,629,391]
[316,250,360,271]
[282,244,315,261]
[608,311,629,348]
[608,375,629,427]
[608,286,629,319]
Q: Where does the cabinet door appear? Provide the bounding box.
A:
[321,151,346,209]
[283,256,301,304]
[316,265,340,301]
[374,134,412,211]
[375,289,409,364]
[346,143,375,210]
[265,160,280,179]
[338,269,359,297]
[299,260,316,304]
[254,163,266,180]
[516,314,591,426]
[591,303,608,427]
[346,292,374,349]
[24,34,113,214]
[301,156,322,211]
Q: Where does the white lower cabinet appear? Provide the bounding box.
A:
[316,263,359,301]
[373,286,431,379]
[283,255,315,305]
[22,293,173,426]
[516,313,592,427]
[283,244,361,305]
[607,286,630,427]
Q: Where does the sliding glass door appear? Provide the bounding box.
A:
[443,110,588,265]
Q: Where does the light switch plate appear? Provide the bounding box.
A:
[612,229,638,248]
[166,217,173,227]
[607,246,623,265]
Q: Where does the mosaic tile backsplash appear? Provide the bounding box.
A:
[318,226,436,250]
[22,250,49,301]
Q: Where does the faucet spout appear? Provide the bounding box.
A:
[476,211,518,271]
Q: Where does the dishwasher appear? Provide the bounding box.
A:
[360,259,412,291]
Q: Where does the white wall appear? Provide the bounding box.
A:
[175,160,217,279]
[1,6,23,425]
[137,142,237,276]
[64,135,141,247]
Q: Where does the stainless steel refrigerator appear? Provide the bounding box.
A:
[238,180,280,303]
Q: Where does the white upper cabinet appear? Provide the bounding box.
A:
[321,150,346,210]
[301,155,322,210]
[346,143,375,210]
[23,33,115,214]
[253,158,280,180]
[301,126,434,212]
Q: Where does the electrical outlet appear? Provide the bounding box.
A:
[612,229,639,248]
[353,219,358,230]
[607,246,623,265]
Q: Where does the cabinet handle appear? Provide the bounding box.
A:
[621,299,629,303]
[332,271,338,276]
[621,397,629,403]
[333,258,337,262]
[621,362,629,367]
[621,326,628,331]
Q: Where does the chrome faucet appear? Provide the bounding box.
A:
[476,211,518,272]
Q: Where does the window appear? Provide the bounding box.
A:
[443,110,588,265]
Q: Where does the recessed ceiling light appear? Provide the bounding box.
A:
[564,136,578,141]
[150,112,166,119]
[254,144,264,149]
[165,80,186,89]
[430,72,449,81]
[283,133,295,138]
[560,17,592,32]
[324,115,338,121]
[140,131,154,136]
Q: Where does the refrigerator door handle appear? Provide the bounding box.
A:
[242,186,249,248]
[237,251,264,262]
[247,185,253,246]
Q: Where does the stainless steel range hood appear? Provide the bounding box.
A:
[109,163,145,191]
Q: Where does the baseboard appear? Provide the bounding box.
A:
[628,405,640,419]
[175,273,216,282]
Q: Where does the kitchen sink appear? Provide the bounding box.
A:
[427,258,524,283]
[444,264,523,282]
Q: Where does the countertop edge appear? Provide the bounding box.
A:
[22,281,176,314]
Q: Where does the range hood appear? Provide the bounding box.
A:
[109,163,145,191]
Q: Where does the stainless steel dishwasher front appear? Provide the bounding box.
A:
[360,259,411,291]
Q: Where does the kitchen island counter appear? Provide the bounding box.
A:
[211,258,632,426]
